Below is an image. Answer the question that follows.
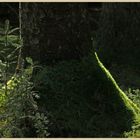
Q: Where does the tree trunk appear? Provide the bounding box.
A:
[97,3,140,68]
[22,3,92,65]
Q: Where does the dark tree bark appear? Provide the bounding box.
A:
[22,3,93,65]
[97,3,140,68]
[0,3,19,26]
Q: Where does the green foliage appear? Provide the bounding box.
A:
[0,20,21,73]
[33,112,50,137]
[126,88,140,108]
[0,20,21,108]
[124,88,140,137]
[1,68,48,137]
[35,52,140,137]
[0,59,50,137]
[0,21,49,138]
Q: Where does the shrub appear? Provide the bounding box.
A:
[0,20,50,137]
[0,58,50,137]
[126,88,140,108]
[35,52,140,137]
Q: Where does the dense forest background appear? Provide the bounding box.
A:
[0,2,140,138]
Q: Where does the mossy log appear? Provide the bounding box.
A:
[36,52,140,137]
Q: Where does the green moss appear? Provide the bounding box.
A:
[35,52,140,137]
[95,52,140,115]
[1,53,140,137]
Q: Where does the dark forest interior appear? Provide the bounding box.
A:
[0,2,140,138]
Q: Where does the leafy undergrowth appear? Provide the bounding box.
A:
[123,88,140,137]
[108,62,140,137]
[0,60,50,137]
[35,52,140,137]
[0,21,49,138]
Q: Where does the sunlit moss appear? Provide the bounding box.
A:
[36,52,140,137]
[95,52,140,115]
